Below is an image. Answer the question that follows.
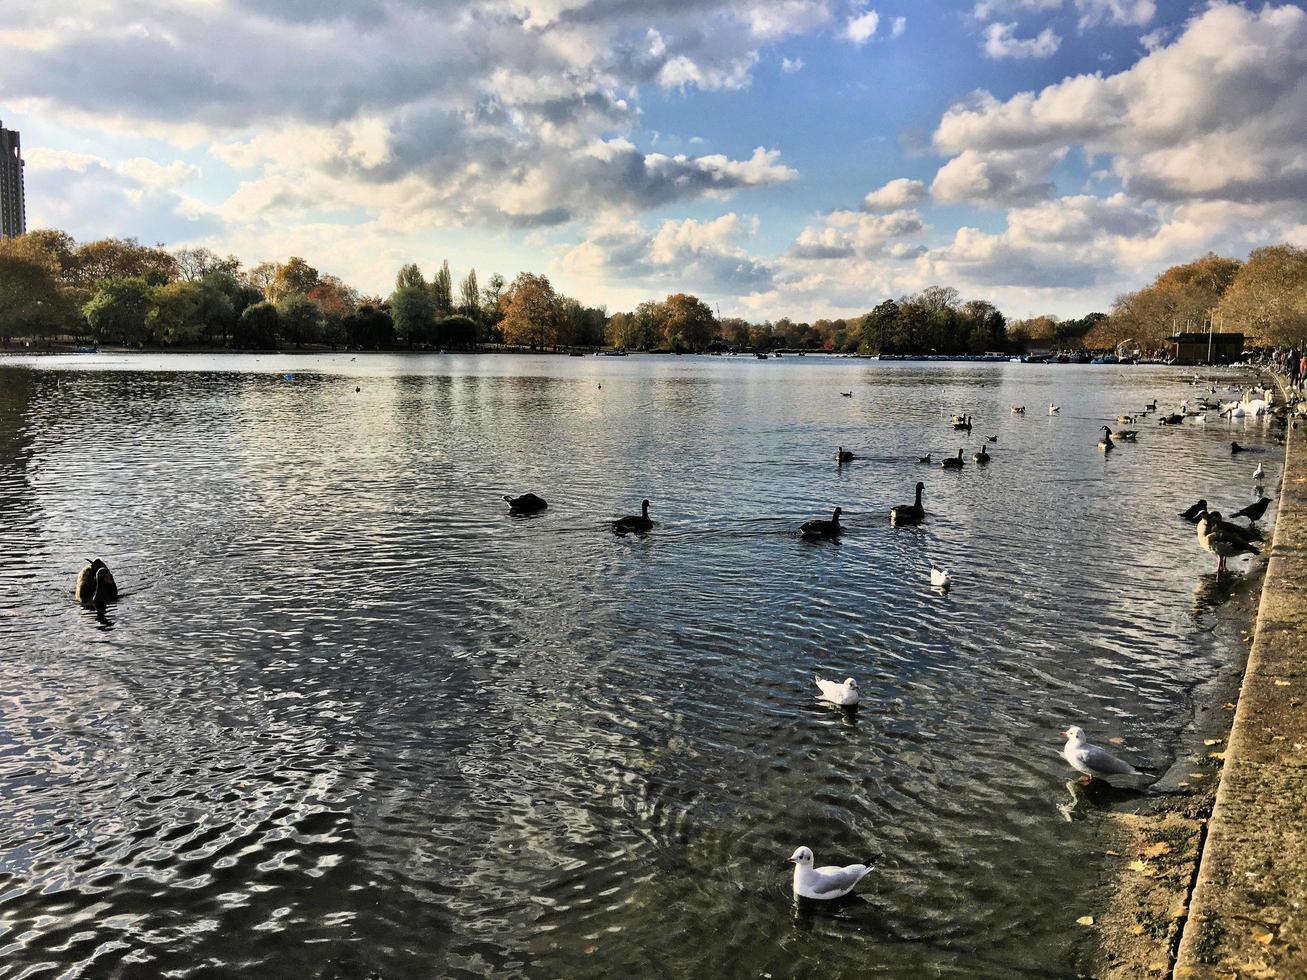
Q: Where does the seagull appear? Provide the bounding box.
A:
[1048,403,1060,415]
[1230,496,1271,523]
[1178,499,1208,523]
[786,847,876,901]
[1011,405,1026,414]
[930,565,951,589]
[1061,726,1148,785]
[814,676,859,707]
[1253,462,1265,482]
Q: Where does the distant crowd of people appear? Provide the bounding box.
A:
[1273,347,1306,394]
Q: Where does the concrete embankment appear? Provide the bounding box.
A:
[1174,414,1307,976]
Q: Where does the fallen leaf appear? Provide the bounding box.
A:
[1128,859,1157,876]
[1253,930,1274,945]
[1077,915,1094,926]
[1130,924,1147,936]
[1143,843,1173,858]
[1274,679,1291,687]
[1223,703,1236,711]
[1171,905,1188,920]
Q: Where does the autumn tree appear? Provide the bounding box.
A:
[268,257,320,304]
[1215,245,1307,344]
[499,273,562,349]
[660,293,716,351]
[174,247,241,282]
[0,253,70,345]
[75,238,177,287]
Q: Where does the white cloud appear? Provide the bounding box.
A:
[843,8,879,44]
[982,22,1061,59]
[972,0,1061,18]
[789,208,925,259]
[862,177,926,211]
[781,56,805,73]
[930,147,1067,206]
[889,16,906,38]
[1074,0,1155,29]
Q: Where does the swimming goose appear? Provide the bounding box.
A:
[614,499,654,533]
[837,447,855,463]
[1230,441,1246,454]
[1116,415,1135,424]
[1097,426,1115,452]
[1113,429,1138,441]
[800,507,842,540]
[1159,413,1184,425]
[890,482,925,525]
[1197,511,1259,577]
[1061,726,1147,784]
[504,492,548,513]
[1011,405,1026,414]
[1144,400,1157,411]
[917,453,932,464]
[815,676,859,707]
[1252,462,1265,482]
[930,565,951,589]
[786,847,876,901]
[973,445,991,464]
[987,435,998,442]
[951,415,972,431]
[1230,496,1270,522]
[74,558,118,606]
[941,449,965,470]
[840,391,853,398]
[1179,499,1208,523]
[1048,403,1060,415]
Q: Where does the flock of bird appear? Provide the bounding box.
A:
[72,374,1287,905]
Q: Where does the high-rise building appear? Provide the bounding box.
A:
[1,120,26,238]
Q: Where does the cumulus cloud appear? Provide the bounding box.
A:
[930,147,1066,206]
[788,208,925,260]
[862,177,926,211]
[781,56,805,72]
[982,22,1061,58]
[561,213,776,292]
[933,3,1307,207]
[971,0,1062,18]
[0,0,816,232]
[843,7,880,44]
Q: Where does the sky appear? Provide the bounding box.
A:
[3,0,1307,321]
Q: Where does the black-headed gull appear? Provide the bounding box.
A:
[815,676,858,706]
[1060,726,1147,784]
[930,565,951,589]
[786,846,875,900]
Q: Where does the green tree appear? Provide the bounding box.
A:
[234,302,279,349]
[431,259,453,317]
[149,280,206,345]
[277,293,323,348]
[459,269,480,321]
[391,285,436,348]
[83,277,154,346]
[0,253,70,346]
[436,314,479,349]
[859,300,899,355]
[344,304,395,350]
[395,262,426,291]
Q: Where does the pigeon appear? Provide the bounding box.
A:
[786,847,876,901]
[1230,496,1271,523]
[1061,726,1148,784]
[815,676,859,707]
[1179,499,1208,523]
[930,565,951,589]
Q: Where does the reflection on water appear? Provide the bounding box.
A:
[0,353,1279,977]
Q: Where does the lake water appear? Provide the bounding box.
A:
[0,353,1279,978]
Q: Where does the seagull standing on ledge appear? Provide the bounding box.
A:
[786,847,876,901]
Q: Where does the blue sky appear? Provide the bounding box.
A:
[3,0,1306,320]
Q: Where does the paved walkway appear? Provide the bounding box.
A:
[1175,414,1307,977]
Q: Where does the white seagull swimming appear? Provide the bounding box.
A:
[1061,726,1148,784]
[930,565,951,589]
[786,846,876,901]
[815,676,859,707]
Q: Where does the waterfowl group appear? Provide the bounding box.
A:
[890,482,925,526]
[951,415,972,431]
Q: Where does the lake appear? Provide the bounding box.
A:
[0,353,1278,977]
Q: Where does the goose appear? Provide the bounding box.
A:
[941,449,965,470]
[890,483,925,525]
[800,507,842,540]
[786,847,876,901]
[837,447,855,463]
[1159,413,1184,425]
[1061,726,1148,785]
[949,413,966,425]
[1230,441,1246,455]
[930,565,951,589]
[917,453,932,464]
[814,676,859,707]
[1178,499,1208,523]
[1197,511,1259,577]
[951,415,973,431]
[840,391,853,398]
[1144,400,1157,411]
[1117,415,1135,424]
[973,445,991,464]
[74,558,118,607]
[1011,405,1026,414]
[1229,496,1271,523]
[1252,462,1265,482]
[1048,403,1060,415]
[1113,429,1138,442]
[504,492,548,513]
[1097,426,1115,452]
[987,435,998,442]
[614,499,654,533]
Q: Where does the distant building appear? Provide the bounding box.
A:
[1,120,26,238]
[1170,331,1244,366]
